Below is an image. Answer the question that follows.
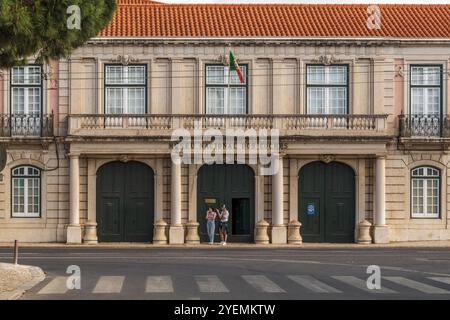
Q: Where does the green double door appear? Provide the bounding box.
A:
[197,164,255,243]
[299,161,355,243]
[97,161,154,242]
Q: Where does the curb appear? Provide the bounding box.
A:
[1,241,450,250]
[0,265,46,300]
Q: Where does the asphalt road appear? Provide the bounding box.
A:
[1,246,450,300]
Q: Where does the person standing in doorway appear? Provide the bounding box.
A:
[205,207,217,245]
[217,204,230,246]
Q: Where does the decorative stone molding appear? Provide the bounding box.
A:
[153,219,168,245]
[114,55,139,65]
[83,221,98,244]
[313,55,341,66]
[320,154,336,164]
[255,220,270,244]
[357,220,372,244]
[287,220,302,244]
[185,221,200,244]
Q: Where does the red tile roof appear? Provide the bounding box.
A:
[98,1,450,39]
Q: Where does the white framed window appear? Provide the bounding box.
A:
[11,66,42,115]
[105,65,146,114]
[410,65,442,116]
[306,65,348,115]
[411,166,440,219]
[205,65,247,114]
[11,166,41,218]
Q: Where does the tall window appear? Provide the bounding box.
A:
[205,65,247,114]
[11,166,41,218]
[11,66,42,115]
[105,65,146,114]
[306,65,348,114]
[411,166,440,218]
[410,65,442,116]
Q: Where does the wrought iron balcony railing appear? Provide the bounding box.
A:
[68,114,388,137]
[399,114,450,138]
[0,114,54,138]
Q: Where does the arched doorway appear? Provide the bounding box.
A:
[96,161,154,242]
[298,161,355,243]
[197,164,255,243]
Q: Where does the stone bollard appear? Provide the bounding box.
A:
[153,220,168,245]
[83,221,98,244]
[357,220,372,244]
[255,220,270,244]
[288,220,302,244]
[185,221,200,244]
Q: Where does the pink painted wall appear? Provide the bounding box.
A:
[393,59,405,128]
[48,60,59,134]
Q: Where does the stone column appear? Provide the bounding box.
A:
[169,160,184,244]
[67,154,82,244]
[373,156,390,243]
[271,156,287,244]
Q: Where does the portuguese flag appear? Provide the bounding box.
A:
[229,51,245,84]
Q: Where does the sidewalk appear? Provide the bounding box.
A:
[0,263,45,300]
[1,241,450,250]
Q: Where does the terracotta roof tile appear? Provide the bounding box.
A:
[98,1,450,38]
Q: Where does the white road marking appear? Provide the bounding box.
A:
[384,277,450,294]
[38,277,69,295]
[242,275,285,293]
[333,276,397,294]
[145,276,174,293]
[429,277,450,286]
[195,275,229,293]
[92,276,124,294]
[287,275,341,293]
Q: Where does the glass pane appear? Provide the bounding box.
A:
[106,88,124,114]
[206,66,227,85]
[411,66,441,86]
[12,88,25,114]
[230,66,247,85]
[307,87,325,114]
[307,65,347,85]
[206,87,225,114]
[27,66,42,85]
[307,66,325,84]
[105,66,124,84]
[12,66,41,85]
[328,66,347,85]
[127,66,146,85]
[27,88,41,115]
[127,88,145,114]
[328,87,347,114]
[229,87,246,114]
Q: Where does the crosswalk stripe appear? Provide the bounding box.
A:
[333,276,397,294]
[92,276,125,294]
[242,275,285,293]
[287,275,342,293]
[38,277,69,295]
[145,276,174,293]
[384,277,450,294]
[429,277,450,286]
[195,275,229,293]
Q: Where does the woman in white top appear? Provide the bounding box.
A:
[217,205,230,246]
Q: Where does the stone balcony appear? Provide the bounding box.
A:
[67,114,390,139]
[0,114,54,139]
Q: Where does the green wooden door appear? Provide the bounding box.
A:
[97,161,154,242]
[299,161,355,243]
[197,164,255,243]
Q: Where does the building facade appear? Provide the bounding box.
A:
[0,1,449,244]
